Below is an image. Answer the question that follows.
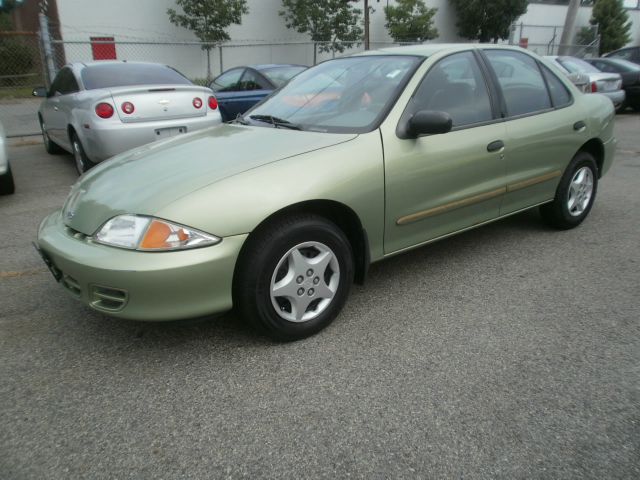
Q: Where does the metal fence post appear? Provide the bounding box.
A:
[219,45,223,75]
[38,12,56,86]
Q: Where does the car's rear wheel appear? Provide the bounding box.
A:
[234,214,354,341]
[40,118,63,154]
[0,163,15,195]
[70,132,93,175]
[540,151,598,230]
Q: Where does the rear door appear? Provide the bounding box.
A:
[211,68,246,121]
[481,49,588,214]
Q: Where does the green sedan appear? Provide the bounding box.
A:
[37,44,616,340]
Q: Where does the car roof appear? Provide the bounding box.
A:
[358,43,531,58]
[253,64,306,71]
[72,61,171,69]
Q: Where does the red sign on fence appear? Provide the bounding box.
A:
[90,36,116,60]
[519,37,529,49]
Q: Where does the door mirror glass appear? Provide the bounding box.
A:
[32,86,47,97]
[407,110,452,137]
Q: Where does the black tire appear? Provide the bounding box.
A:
[70,131,93,175]
[539,151,598,230]
[0,162,15,195]
[234,214,354,341]
[40,117,64,154]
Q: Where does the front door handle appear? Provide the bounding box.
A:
[487,140,504,153]
[573,121,586,132]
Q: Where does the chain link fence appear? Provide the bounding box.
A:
[509,23,600,58]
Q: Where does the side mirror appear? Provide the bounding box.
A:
[32,87,47,98]
[406,110,453,137]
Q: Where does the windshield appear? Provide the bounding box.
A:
[558,57,601,74]
[261,66,307,87]
[246,55,421,133]
[81,63,192,90]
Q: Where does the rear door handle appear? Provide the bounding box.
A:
[487,140,504,152]
[573,121,586,132]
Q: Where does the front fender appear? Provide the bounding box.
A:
[156,130,386,261]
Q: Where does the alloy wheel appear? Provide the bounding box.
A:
[567,166,593,217]
[270,241,340,323]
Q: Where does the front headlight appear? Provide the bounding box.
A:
[93,214,220,251]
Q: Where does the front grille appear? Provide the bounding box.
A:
[62,275,81,297]
[90,285,128,312]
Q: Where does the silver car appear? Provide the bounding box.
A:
[0,121,15,195]
[546,56,626,110]
[33,62,222,174]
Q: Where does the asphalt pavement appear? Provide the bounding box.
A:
[1,115,639,479]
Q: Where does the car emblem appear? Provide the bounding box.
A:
[158,99,170,111]
[64,188,85,221]
[66,210,75,219]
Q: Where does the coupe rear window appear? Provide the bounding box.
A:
[81,64,192,90]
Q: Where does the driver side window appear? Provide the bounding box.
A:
[410,52,493,128]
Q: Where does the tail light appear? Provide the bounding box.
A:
[590,81,598,93]
[121,102,135,114]
[192,97,203,109]
[208,96,218,110]
[95,103,114,119]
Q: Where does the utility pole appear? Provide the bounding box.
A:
[364,0,370,50]
[558,0,581,55]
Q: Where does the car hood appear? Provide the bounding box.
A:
[62,124,357,235]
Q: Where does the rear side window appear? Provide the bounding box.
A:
[261,66,307,88]
[81,64,192,90]
[238,70,271,91]
[541,66,572,108]
[50,68,80,96]
[411,51,493,128]
[211,68,244,92]
[485,50,551,117]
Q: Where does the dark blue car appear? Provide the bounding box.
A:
[209,64,307,122]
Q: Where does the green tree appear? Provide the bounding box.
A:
[280,0,363,63]
[449,0,529,43]
[384,0,438,43]
[589,0,631,55]
[167,0,249,80]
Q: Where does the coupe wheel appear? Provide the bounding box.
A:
[71,132,93,175]
[40,119,63,154]
[0,163,15,195]
[234,214,354,341]
[540,151,598,230]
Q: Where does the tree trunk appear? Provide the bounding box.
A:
[364,0,370,50]
[313,43,317,65]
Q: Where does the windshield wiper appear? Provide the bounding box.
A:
[248,114,302,130]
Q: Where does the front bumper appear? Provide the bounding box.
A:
[37,210,246,321]
[81,114,221,163]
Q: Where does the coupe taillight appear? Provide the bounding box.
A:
[208,96,218,110]
[121,101,135,114]
[95,103,114,119]
[193,97,203,109]
[590,81,598,93]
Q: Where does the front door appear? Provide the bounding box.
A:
[382,51,507,254]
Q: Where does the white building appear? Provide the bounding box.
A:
[50,0,640,78]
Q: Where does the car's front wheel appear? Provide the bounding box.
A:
[234,214,354,341]
[540,151,598,229]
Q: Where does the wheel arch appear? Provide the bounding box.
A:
[577,138,604,178]
[236,199,370,286]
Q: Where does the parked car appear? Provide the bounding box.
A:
[36,45,615,341]
[604,46,640,65]
[546,56,625,111]
[33,61,222,175]
[0,121,15,195]
[209,64,307,121]
[584,57,640,112]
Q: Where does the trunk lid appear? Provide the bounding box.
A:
[108,85,211,123]
[588,73,622,92]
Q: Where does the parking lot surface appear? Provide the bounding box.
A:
[1,115,639,479]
